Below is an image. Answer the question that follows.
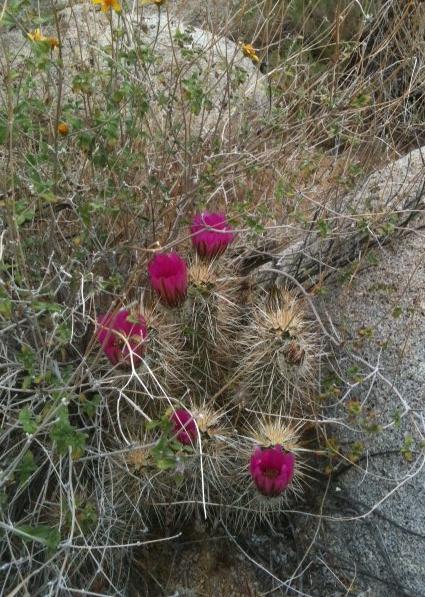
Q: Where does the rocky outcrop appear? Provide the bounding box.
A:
[275,146,425,286]
[300,228,425,596]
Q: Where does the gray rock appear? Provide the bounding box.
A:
[299,222,425,595]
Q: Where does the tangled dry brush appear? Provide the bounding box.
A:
[1,0,424,594]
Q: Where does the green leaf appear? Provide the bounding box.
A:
[76,502,98,533]
[358,326,373,338]
[401,435,415,462]
[146,419,161,431]
[16,525,60,551]
[182,72,212,115]
[245,216,265,234]
[18,345,36,372]
[50,407,87,459]
[17,450,36,484]
[0,123,8,145]
[392,409,401,428]
[317,218,331,238]
[151,434,177,471]
[81,394,101,417]
[0,297,12,318]
[155,455,177,470]
[19,408,38,434]
[31,300,62,313]
[16,207,35,226]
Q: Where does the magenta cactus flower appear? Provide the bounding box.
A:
[190,212,235,258]
[96,309,148,366]
[170,409,197,446]
[148,252,188,308]
[249,445,295,497]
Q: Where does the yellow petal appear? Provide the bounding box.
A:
[112,0,122,12]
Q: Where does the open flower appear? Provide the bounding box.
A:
[96,309,147,366]
[148,252,188,308]
[28,29,60,49]
[92,0,122,13]
[249,445,295,497]
[170,409,197,445]
[28,28,45,42]
[191,212,235,258]
[241,43,260,65]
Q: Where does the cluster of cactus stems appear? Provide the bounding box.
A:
[95,212,321,528]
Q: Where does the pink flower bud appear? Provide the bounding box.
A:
[170,409,197,445]
[249,445,295,497]
[148,252,188,308]
[96,309,147,366]
[191,212,235,258]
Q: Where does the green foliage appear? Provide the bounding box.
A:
[16,450,37,484]
[148,415,194,471]
[319,373,342,400]
[49,407,87,459]
[317,218,331,238]
[19,407,38,435]
[346,399,362,417]
[232,66,248,88]
[0,288,12,318]
[80,394,101,418]
[0,116,7,145]
[358,326,373,338]
[392,409,401,428]
[15,524,61,551]
[401,435,414,462]
[346,365,364,383]
[347,441,364,463]
[182,72,213,115]
[378,215,398,237]
[74,501,98,534]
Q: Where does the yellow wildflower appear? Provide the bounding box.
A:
[241,43,260,65]
[27,28,46,42]
[28,29,60,49]
[92,0,122,13]
[57,122,70,136]
[140,0,166,5]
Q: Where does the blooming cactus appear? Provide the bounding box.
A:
[249,445,295,497]
[191,212,235,258]
[96,309,147,366]
[170,409,197,445]
[148,252,188,308]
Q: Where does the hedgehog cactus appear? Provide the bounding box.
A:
[184,258,241,391]
[96,213,322,527]
[234,288,320,413]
